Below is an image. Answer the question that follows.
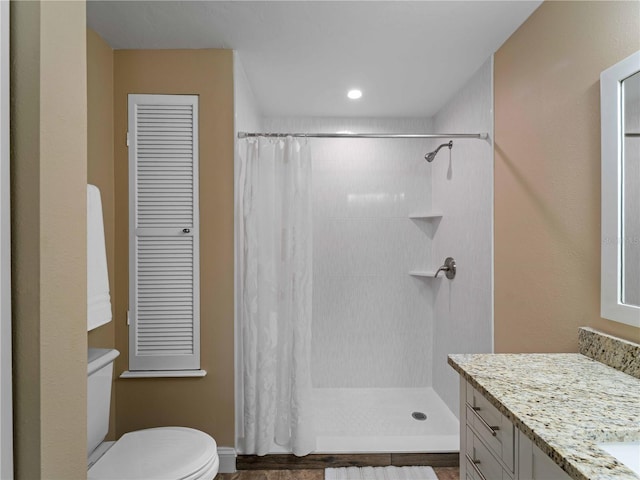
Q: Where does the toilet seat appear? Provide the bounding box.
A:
[88,426,219,480]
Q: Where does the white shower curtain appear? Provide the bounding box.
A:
[237,136,315,456]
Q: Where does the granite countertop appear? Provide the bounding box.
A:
[448,353,640,480]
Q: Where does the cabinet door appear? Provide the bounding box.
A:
[128,94,200,371]
[518,430,572,480]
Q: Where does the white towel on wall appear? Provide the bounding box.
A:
[87,184,112,331]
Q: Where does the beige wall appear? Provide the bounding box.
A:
[494,1,640,353]
[10,1,88,478]
[87,28,116,440]
[113,49,235,445]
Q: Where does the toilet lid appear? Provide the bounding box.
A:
[88,427,218,480]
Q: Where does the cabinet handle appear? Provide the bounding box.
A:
[182,228,191,233]
[468,404,500,436]
[465,453,488,480]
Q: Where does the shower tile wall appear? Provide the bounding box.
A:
[233,53,262,134]
[431,58,494,415]
[264,118,435,388]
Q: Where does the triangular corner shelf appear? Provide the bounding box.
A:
[408,212,443,220]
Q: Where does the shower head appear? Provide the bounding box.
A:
[425,141,453,163]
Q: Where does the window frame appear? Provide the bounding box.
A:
[601,50,640,327]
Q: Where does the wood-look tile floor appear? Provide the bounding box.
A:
[217,467,459,479]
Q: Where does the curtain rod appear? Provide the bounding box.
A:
[237,132,489,140]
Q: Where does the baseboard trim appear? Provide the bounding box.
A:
[218,447,237,473]
[237,452,459,470]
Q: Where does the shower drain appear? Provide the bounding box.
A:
[411,411,427,421]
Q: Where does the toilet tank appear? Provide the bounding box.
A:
[87,348,120,457]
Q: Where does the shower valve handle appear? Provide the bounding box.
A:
[434,257,456,279]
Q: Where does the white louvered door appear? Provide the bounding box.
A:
[128,94,200,371]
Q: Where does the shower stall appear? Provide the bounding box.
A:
[234,59,494,457]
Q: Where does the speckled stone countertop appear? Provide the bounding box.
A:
[448,353,640,480]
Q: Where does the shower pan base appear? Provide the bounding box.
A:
[269,387,459,454]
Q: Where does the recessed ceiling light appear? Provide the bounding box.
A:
[347,89,362,100]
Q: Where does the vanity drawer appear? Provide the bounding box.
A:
[466,384,515,471]
[466,426,512,480]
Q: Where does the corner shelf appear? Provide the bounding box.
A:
[408,212,443,220]
[409,270,439,278]
[409,210,443,279]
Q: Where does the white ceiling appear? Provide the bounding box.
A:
[87,1,541,118]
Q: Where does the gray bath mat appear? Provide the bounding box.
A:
[325,466,438,480]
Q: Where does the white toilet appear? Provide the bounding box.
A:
[87,348,220,480]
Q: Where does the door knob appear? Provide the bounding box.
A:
[182,228,190,233]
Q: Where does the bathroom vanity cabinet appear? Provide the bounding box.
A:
[460,378,571,480]
[450,335,640,480]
